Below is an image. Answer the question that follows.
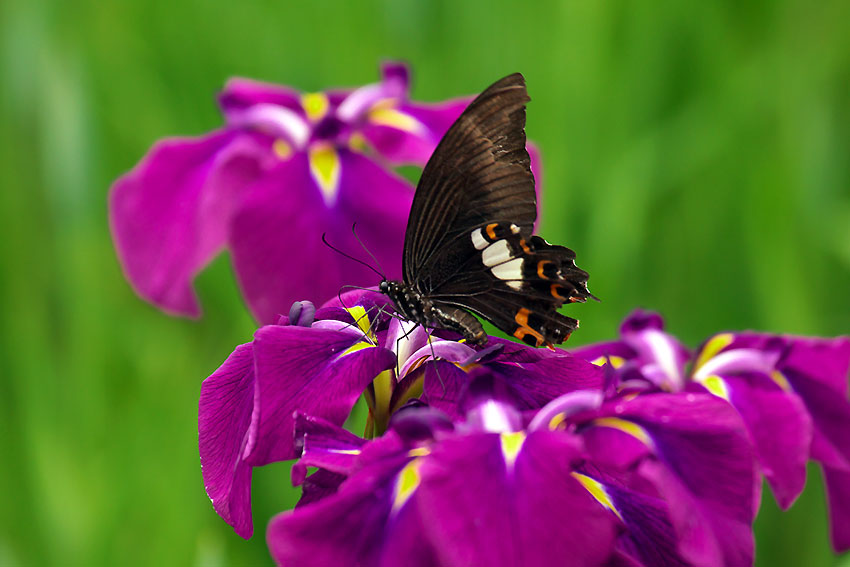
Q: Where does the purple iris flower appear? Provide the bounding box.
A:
[573,309,850,552]
[268,372,757,566]
[109,63,474,323]
[198,289,601,538]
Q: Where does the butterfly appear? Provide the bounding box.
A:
[379,73,593,349]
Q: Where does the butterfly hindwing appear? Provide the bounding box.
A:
[426,222,591,346]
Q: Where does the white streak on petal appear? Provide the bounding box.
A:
[481,400,513,433]
[337,84,384,122]
[644,330,682,388]
[230,104,310,148]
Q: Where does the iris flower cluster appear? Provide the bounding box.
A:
[109,63,474,323]
[110,66,850,566]
[200,291,850,566]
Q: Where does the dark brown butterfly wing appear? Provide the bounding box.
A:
[402,74,592,347]
[403,73,536,284]
[424,223,591,346]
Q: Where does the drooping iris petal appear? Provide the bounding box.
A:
[788,365,850,467]
[269,430,434,567]
[198,342,256,538]
[589,392,757,567]
[247,325,397,464]
[267,447,419,567]
[416,430,620,566]
[691,372,812,509]
[109,131,267,316]
[823,466,850,551]
[602,480,691,567]
[229,150,411,324]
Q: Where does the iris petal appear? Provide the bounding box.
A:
[198,343,257,538]
[109,131,266,317]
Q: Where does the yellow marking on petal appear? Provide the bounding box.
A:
[408,447,430,458]
[389,375,424,417]
[700,375,730,400]
[548,412,568,431]
[370,369,394,436]
[693,333,734,373]
[308,144,341,205]
[590,355,625,368]
[301,92,329,122]
[771,370,792,392]
[368,106,424,134]
[340,341,373,357]
[348,132,369,152]
[343,306,374,339]
[500,431,526,466]
[593,417,652,446]
[571,472,624,522]
[327,448,362,455]
[392,459,422,511]
[272,139,293,160]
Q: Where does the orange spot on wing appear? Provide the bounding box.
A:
[486,223,499,240]
[537,260,553,279]
[513,308,545,346]
[551,284,566,300]
[520,239,532,254]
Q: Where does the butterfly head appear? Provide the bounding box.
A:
[379,279,428,325]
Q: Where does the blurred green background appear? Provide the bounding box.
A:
[1,0,849,565]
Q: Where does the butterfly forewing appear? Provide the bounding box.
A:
[403,73,538,284]
[394,73,592,347]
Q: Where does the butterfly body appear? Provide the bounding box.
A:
[381,73,593,349]
[380,279,487,345]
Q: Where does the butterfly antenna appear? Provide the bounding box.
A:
[321,233,385,279]
[338,284,379,294]
[351,223,387,280]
